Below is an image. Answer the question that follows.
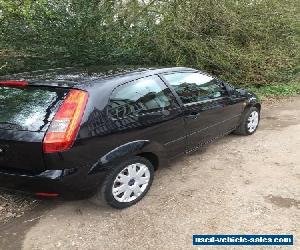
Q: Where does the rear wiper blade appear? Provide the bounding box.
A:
[0,122,23,130]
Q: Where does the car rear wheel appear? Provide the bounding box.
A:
[93,156,154,209]
[234,106,260,135]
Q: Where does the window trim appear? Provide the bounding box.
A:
[183,96,227,107]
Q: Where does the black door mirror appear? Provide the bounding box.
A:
[221,82,236,95]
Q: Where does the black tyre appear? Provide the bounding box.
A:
[93,156,154,209]
[234,106,260,135]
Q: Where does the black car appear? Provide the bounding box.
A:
[0,67,261,208]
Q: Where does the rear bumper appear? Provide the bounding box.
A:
[0,167,108,199]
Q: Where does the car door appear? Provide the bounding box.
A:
[107,75,186,159]
[161,71,244,151]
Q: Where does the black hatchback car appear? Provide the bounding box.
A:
[0,67,261,208]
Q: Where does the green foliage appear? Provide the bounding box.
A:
[248,81,300,100]
[0,0,299,87]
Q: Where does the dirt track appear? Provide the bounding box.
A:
[1,97,300,250]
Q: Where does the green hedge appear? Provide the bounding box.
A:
[0,0,299,86]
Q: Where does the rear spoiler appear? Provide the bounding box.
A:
[0,80,80,89]
[0,80,28,87]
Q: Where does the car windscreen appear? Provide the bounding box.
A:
[0,86,68,132]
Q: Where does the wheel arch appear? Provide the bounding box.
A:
[88,140,166,174]
[245,102,261,112]
[253,103,261,111]
[136,152,159,171]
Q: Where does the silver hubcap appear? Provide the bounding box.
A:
[112,163,150,203]
[247,111,259,133]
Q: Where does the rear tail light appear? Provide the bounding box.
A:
[43,89,88,153]
[0,80,28,87]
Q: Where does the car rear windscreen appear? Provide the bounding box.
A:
[0,86,68,131]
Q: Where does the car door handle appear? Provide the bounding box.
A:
[187,111,200,119]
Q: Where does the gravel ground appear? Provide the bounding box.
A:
[0,97,300,250]
[0,192,38,224]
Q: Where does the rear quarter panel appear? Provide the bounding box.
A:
[43,82,184,172]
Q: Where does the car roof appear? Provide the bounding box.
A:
[0,66,197,90]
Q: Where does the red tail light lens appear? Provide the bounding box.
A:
[43,89,88,153]
[0,80,28,87]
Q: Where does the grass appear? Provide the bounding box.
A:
[248,81,300,100]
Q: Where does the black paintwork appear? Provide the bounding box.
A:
[0,67,261,197]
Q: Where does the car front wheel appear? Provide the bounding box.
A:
[234,106,260,135]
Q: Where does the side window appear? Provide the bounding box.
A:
[109,76,179,119]
[163,72,228,104]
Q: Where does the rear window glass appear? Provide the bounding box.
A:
[0,86,67,131]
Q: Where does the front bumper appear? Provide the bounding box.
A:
[0,167,107,199]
